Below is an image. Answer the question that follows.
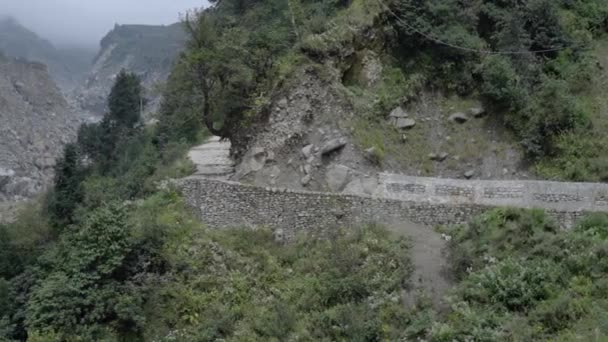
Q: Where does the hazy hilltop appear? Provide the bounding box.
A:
[0,17,95,92]
[75,23,186,117]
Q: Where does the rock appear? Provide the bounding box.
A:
[0,168,15,177]
[395,118,416,129]
[277,98,288,108]
[302,144,314,158]
[464,170,475,179]
[266,150,276,162]
[237,147,266,175]
[304,164,312,175]
[361,51,383,87]
[428,153,438,161]
[389,107,409,119]
[273,228,285,243]
[13,81,25,92]
[252,147,266,157]
[326,164,351,192]
[364,147,378,161]
[449,112,469,123]
[301,175,312,186]
[468,106,486,118]
[0,168,15,188]
[438,152,449,161]
[320,137,347,155]
[343,176,379,196]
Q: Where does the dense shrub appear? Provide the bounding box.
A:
[435,208,608,341]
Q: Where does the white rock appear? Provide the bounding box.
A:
[326,164,351,192]
[302,144,314,158]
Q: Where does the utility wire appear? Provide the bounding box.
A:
[376,0,588,55]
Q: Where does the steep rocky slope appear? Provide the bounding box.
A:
[0,54,80,203]
[0,17,94,92]
[75,23,186,117]
[231,63,528,195]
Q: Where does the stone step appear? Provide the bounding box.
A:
[187,136,235,180]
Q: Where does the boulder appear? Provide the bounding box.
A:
[395,118,416,129]
[320,137,347,155]
[430,152,449,162]
[273,228,285,243]
[236,147,267,176]
[449,112,468,123]
[468,106,486,118]
[266,150,276,162]
[301,175,312,186]
[343,176,379,196]
[304,164,312,175]
[389,107,409,119]
[326,164,351,192]
[302,144,314,158]
[464,170,475,179]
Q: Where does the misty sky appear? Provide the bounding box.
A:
[0,0,208,48]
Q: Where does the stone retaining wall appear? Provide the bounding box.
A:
[179,175,604,239]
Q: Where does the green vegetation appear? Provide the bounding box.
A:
[2,0,608,340]
[432,209,608,341]
[171,0,608,179]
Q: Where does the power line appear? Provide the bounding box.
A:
[376,0,587,55]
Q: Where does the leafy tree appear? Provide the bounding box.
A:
[26,203,141,339]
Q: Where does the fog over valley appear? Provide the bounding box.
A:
[0,0,207,48]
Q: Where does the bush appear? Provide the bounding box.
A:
[439,208,608,340]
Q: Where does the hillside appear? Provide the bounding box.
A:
[1,0,608,341]
[0,17,94,92]
[74,23,186,117]
[166,0,608,190]
[0,53,80,205]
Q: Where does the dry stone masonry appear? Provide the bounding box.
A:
[179,138,608,239]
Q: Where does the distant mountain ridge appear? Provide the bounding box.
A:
[75,23,186,117]
[0,17,95,92]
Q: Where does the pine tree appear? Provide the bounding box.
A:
[47,143,84,229]
[108,70,144,128]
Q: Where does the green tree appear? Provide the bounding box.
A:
[47,143,84,229]
[26,204,141,339]
[108,70,144,128]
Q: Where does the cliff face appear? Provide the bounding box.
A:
[0,54,80,202]
[74,23,186,118]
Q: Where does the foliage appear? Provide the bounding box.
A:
[108,70,144,129]
[387,0,606,160]
[26,204,136,338]
[433,209,608,341]
[46,143,85,230]
[143,225,417,341]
